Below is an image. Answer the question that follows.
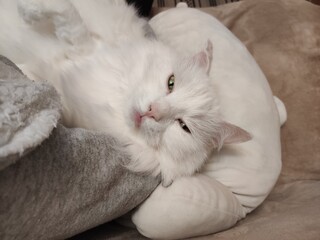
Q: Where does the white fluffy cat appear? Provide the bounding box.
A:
[0,0,251,186]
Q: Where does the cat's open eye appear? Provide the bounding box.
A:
[178,119,191,134]
[167,74,175,93]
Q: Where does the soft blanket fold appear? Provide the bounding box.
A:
[0,56,61,170]
[0,56,160,239]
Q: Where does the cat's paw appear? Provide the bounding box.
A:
[161,178,173,188]
[159,165,177,188]
[17,0,45,24]
[123,142,160,176]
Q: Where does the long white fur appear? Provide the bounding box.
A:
[0,0,251,186]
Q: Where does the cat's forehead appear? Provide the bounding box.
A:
[169,81,218,120]
[168,71,220,128]
[145,41,177,60]
[173,66,214,99]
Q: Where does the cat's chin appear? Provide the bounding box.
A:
[126,117,164,150]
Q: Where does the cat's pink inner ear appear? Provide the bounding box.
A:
[213,122,252,150]
[194,51,209,70]
[193,40,213,74]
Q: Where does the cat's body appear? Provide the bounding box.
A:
[0,0,251,186]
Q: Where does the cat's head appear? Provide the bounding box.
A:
[125,40,251,186]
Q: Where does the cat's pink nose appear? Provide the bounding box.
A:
[145,104,161,121]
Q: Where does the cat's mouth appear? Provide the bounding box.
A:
[133,110,156,128]
[130,108,168,148]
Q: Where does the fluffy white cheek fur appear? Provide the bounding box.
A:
[140,119,167,148]
[159,124,209,186]
[125,81,171,147]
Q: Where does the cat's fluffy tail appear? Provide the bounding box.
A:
[273,96,287,126]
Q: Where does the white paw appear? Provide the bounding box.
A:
[161,178,173,188]
[123,141,160,177]
[17,0,45,24]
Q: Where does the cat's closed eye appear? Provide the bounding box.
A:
[167,74,175,93]
[178,119,191,133]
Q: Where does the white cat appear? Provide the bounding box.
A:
[0,0,251,186]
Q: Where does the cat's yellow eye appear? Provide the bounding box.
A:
[178,119,191,133]
[167,74,175,93]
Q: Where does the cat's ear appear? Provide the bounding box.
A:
[213,122,252,150]
[192,40,213,74]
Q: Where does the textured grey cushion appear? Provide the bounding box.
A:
[0,56,160,239]
[0,56,61,170]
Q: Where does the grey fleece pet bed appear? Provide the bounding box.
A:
[0,56,160,239]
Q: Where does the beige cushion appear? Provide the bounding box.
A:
[132,5,283,239]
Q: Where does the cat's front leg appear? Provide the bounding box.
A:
[17,0,74,26]
[17,0,94,51]
[124,141,161,179]
[161,176,174,188]
[17,0,46,24]
[158,151,202,188]
[125,141,192,187]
